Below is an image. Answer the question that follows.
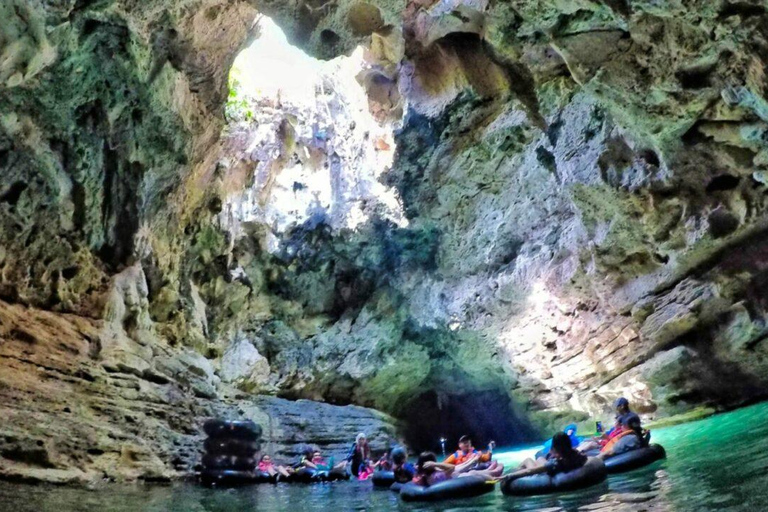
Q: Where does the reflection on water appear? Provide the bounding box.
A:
[1,402,768,511]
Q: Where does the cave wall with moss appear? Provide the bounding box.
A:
[2,0,768,481]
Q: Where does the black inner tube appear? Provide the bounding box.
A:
[203,419,262,440]
[501,457,607,497]
[603,444,666,473]
[400,475,496,502]
[372,471,395,488]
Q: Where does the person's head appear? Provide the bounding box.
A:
[356,432,367,446]
[312,450,323,462]
[392,447,407,465]
[614,397,630,414]
[303,448,314,460]
[550,432,575,458]
[564,423,577,437]
[416,451,437,474]
[260,454,272,464]
[458,435,473,452]
[627,416,642,436]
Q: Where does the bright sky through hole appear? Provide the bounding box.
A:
[230,17,326,104]
[224,15,406,240]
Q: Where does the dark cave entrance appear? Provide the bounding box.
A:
[400,388,539,454]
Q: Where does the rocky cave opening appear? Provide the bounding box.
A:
[400,388,538,453]
[221,15,404,240]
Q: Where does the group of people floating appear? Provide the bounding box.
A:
[254,396,655,493]
[508,397,650,482]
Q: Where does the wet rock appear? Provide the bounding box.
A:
[219,335,271,390]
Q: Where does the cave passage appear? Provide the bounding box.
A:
[400,389,539,454]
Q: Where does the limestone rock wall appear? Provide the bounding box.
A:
[0,299,398,483]
[221,0,768,429]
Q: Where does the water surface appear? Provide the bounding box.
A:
[2,401,767,511]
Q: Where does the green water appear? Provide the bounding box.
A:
[2,402,768,511]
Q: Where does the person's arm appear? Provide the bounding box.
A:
[502,464,549,481]
[302,457,318,469]
[454,455,479,473]
[423,461,455,475]
[478,451,492,463]
[346,443,356,462]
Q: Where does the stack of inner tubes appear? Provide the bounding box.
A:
[200,419,271,487]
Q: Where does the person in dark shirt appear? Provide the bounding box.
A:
[598,416,649,458]
[346,432,371,477]
[391,447,416,483]
[504,433,587,481]
[577,397,641,453]
[613,397,640,428]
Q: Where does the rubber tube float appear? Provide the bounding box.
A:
[400,475,496,502]
[200,469,275,487]
[372,470,395,488]
[201,454,257,471]
[203,419,261,440]
[203,438,259,456]
[500,457,607,497]
[602,444,666,473]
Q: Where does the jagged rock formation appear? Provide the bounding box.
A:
[2,0,768,482]
[0,299,397,483]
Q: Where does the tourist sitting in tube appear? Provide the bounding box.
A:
[346,432,371,477]
[258,454,293,478]
[413,451,503,487]
[357,460,376,480]
[443,435,499,474]
[391,447,416,483]
[301,449,347,472]
[597,416,649,459]
[539,424,580,456]
[577,397,643,453]
[373,448,393,471]
[505,432,587,481]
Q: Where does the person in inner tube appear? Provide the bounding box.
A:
[301,449,347,472]
[505,432,587,481]
[540,424,580,457]
[598,416,649,458]
[346,432,371,477]
[391,447,416,483]
[443,435,498,474]
[577,397,642,453]
[413,451,503,487]
[258,454,294,478]
[373,448,393,471]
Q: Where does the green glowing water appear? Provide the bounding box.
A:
[1,401,767,511]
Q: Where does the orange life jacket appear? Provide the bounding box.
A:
[443,449,491,465]
[601,428,636,453]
